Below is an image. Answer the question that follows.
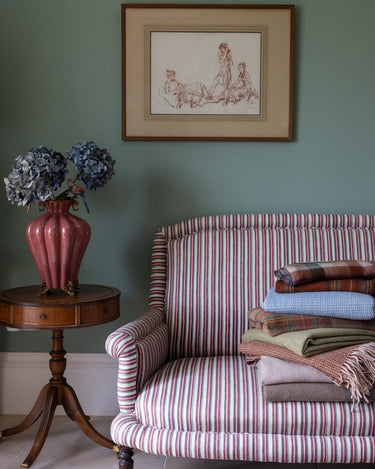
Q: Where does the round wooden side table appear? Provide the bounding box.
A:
[0,284,121,469]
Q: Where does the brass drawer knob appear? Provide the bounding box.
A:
[40,313,47,320]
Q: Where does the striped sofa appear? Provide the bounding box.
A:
[106,214,375,467]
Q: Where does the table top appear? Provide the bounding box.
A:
[0,284,120,306]
[0,284,121,329]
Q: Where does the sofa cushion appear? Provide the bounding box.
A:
[136,355,375,437]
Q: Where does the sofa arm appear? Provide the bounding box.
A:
[105,307,169,412]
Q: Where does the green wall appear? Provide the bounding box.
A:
[1,0,375,353]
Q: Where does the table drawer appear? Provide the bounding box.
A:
[0,303,11,324]
[14,305,75,327]
[80,297,119,325]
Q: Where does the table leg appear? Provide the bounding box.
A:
[20,386,58,469]
[1,329,118,468]
[1,384,49,439]
[62,383,118,452]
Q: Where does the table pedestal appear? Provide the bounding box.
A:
[0,330,119,469]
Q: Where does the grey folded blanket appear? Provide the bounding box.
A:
[263,382,375,402]
[257,356,332,385]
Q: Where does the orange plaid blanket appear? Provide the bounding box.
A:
[275,278,375,294]
[275,260,375,286]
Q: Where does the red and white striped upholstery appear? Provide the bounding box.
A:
[106,307,168,411]
[106,214,375,463]
[136,356,375,437]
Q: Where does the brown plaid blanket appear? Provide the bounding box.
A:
[275,278,375,294]
[275,260,375,286]
[239,339,375,404]
[248,307,375,336]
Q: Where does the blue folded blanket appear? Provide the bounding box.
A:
[262,288,375,320]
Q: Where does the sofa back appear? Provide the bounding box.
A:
[149,214,375,359]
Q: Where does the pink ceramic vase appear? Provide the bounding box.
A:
[26,200,91,294]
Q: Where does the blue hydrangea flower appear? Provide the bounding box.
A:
[4,142,115,210]
[66,141,116,190]
[4,146,67,207]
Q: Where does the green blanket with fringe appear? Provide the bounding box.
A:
[242,327,375,357]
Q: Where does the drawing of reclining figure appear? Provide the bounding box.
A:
[161,69,210,109]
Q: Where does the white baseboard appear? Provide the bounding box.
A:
[0,352,119,416]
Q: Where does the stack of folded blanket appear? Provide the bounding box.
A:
[238,260,375,405]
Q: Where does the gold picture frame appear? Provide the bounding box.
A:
[122,4,295,141]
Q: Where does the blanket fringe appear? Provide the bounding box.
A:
[336,342,375,405]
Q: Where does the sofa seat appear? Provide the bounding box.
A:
[136,355,375,437]
[111,354,375,462]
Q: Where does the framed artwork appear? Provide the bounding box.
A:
[122,4,295,141]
